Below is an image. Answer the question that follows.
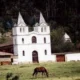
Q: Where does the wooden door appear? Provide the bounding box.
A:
[32,51,39,63]
[56,55,65,62]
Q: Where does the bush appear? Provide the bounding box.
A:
[6,73,13,80]
[51,27,64,53]
[51,27,75,52]
[62,41,74,52]
[0,36,6,44]
[12,75,19,80]
[6,73,19,80]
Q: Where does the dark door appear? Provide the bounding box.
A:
[56,55,65,62]
[32,51,39,63]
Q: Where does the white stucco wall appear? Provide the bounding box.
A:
[13,27,28,36]
[13,27,54,63]
[16,38,54,63]
[64,33,71,42]
[65,53,80,61]
[13,34,50,45]
[12,12,56,63]
[13,29,55,63]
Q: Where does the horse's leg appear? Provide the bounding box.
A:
[33,72,37,78]
[35,72,38,77]
[42,72,44,77]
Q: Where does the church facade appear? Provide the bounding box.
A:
[12,12,55,63]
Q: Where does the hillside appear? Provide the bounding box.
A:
[0,0,80,47]
[0,0,80,44]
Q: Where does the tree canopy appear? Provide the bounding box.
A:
[0,0,80,45]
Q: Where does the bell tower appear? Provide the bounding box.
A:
[13,12,28,36]
[38,12,50,34]
[12,12,29,55]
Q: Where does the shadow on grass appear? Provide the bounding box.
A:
[75,79,80,80]
[29,77,49,79]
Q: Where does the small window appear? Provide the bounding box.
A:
[44,37,46,43]
[15,39,16,44]
[23,51,25,56]
[45,50,47,55]
[41,28,43,32]
[32,36,37,43]
[22,38,24,43]
[20,28,22,32]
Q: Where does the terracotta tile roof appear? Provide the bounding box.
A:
[0,52,13,55]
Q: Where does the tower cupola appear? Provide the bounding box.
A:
[12,12,29,36]
[17,12,27,27]
[39,12,50,34]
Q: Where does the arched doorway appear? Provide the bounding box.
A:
[32,51,39,63]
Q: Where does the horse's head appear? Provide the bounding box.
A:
[32,73,34,76]
[45,69,49,77]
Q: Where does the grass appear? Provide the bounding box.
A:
[0,62,80,80]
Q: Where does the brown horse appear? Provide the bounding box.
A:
[32,67,49,77]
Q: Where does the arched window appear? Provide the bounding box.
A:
[45,50,47,55]
[23,50,25,56]
[32,36,37,43]
[22,38,24,43]
[44,37,46,43]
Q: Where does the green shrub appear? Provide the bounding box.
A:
[0,36,6,44]
[62,41,74,52]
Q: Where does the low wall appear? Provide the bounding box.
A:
[65,53,80,61]
[12,52,80,63]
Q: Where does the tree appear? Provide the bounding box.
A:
[51,27,74,53]
[51,27,64,53]
[0,0,80,46]
[3,16,13,32]
[0,22,6,35]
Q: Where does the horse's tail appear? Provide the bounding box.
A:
[45,69,49,77]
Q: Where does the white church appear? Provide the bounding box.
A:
[12,12,55,63]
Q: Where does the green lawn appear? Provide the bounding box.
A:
[0,62,80,80]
